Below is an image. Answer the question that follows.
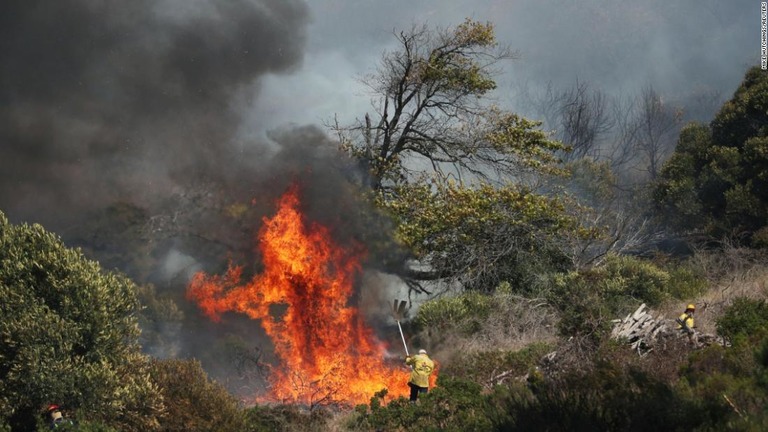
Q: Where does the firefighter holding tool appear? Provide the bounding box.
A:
[405,349,435,402]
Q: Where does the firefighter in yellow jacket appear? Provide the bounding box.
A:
[405,349,435,402]
[677,304,697,345]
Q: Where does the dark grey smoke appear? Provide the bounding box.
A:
[0,0,309,229]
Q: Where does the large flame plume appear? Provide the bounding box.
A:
[187,184,408,406]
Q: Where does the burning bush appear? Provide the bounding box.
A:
[187,185,411,407]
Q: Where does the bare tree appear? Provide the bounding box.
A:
[633,85,683,180]
[557,80,612,161]
[330,20,564,191]
[606,92,641,175]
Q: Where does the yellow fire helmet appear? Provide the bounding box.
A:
[686,304,696,311]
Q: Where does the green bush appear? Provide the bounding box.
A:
[416,291,492,335]
[243,404,330,432]
[679,337,768,427]
[665,263,708,300]
[348,376,494,432]
[497,362,710,431]
[548,270,626,341]
[148,358,246,432]
[716,297,768,344]
[603,255,671,306]
[0,212,163,432]
[35,421,118,431]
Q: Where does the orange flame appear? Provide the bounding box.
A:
[187,185,408,406]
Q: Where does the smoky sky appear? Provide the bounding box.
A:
[1,0,757,229]
[253,0,756,128]
[0,0,309,228]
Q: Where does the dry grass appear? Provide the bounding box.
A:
[424,294,559,366]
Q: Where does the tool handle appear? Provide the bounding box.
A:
[396,320,409,356]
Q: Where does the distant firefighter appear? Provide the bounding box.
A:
[46,404,74,429]
[676,303,698,345]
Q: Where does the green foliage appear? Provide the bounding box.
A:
[497,362,710,431]
[135,284,184,357]
[665,262,709,300]
[654,67,768,242]
[335,19,581,293]
[416,291,492,334]
[716,297,768,344]
[243,404,330,432]
[36,421,118,431]
[338,19,565,189]
[0,211,163,431]
[549,271,618,340]
[348,376,494,431]
[420,20,498,94]
[711,67,768,148]
[382,181,585,291]
[679,337,768,428]
[603,254,670,306]
[148,358,246,432]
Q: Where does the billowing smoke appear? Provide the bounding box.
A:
[0,0,309,229]
[0,0,404,393]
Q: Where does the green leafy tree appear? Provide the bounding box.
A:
[654,67,768,242]
[382,181,584,292]
[0,212,163,431]
[331,19,578,293]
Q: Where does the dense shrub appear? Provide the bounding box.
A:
[548,269,629,341]
[148,358,246,432]
[716,297,768,344]
[680,337,768,427]
[0,212,163,432]
[416,291,493,335]
[602,255,670,306]
[665,263,709,300]
[347,377,494,432]
[653,67,768,243]
[35,421,118,431]
[498,361,709,431]
[243,404,331,432]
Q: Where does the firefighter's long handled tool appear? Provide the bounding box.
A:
[392,299,409,356]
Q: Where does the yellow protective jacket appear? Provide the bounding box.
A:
[677,312,694,334]
[405,354,435,388]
